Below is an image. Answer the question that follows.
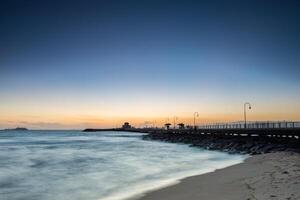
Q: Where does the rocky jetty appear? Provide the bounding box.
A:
[143,132,300,155]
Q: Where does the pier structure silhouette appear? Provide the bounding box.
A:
[84,121,300,139]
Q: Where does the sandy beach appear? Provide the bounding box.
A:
[137,152,300,200]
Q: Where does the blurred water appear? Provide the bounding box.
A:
[0,130,247,200]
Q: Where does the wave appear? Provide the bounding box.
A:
[0,130,247,200]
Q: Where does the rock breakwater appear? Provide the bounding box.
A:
[143,133,300,155]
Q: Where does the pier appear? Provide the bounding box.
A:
[194,121,300,138]
[84,121,300,139]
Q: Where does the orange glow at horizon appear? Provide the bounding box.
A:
[1,110,300,130]
[1,92,300,129]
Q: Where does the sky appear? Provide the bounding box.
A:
[1,0,300,129]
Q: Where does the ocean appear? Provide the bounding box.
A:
[0,130,247,200]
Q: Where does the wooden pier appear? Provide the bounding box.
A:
[192,121,300,138]
[84,121,300,139]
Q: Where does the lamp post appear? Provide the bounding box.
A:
[244,102,252,129]
[193,112,199,130]
[153,120,156,129]
[166,118,169,123]
[173,116,178,129]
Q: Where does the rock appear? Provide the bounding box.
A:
[142,132,300,154]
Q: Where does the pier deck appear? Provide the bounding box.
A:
[84,121,300,139]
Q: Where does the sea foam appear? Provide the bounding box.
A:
[0,130,247,200]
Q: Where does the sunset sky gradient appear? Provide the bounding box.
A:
[1,0,300,129]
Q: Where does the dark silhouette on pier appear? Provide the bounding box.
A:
[164,123,171,130]
[84,121,300,138]
[83,121,300,155]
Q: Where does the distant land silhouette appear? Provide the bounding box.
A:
[4,127,28,131]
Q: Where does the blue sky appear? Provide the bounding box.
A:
[1,0,300,129]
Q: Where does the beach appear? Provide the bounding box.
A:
[137,152,300,200]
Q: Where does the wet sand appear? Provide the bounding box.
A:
[137,152,300,200]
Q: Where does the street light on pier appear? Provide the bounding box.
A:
[193,112,199,130]
[244,102,252,129]
[173,116,178,129]
[165,118,169,123]
[152,120,156,128]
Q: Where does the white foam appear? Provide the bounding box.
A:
[0,130,247,200]
[99,158,246,200]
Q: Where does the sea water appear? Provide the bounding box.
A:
[0,130,247,200]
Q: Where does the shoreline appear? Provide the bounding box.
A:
[125,131,299,200]
[121,153,247,200]
[135,152,300,200]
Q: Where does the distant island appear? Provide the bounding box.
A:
[4,127,28,131]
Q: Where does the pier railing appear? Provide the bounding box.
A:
[197,121,300,129]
